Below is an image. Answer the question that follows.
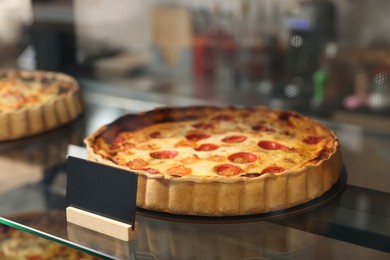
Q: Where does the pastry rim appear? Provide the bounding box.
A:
[0,70,83,141]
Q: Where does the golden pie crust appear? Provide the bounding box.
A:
[85,106,342,216]
[0,70,83,141]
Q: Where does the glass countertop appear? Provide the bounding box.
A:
[0,80,389,259]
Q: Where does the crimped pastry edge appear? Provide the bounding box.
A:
[84,107,342,216]
[0,70,83,141]
[86,144,341,216]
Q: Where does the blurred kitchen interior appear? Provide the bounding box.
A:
[0,0,389,130]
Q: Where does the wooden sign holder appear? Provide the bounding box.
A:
[66,207,132,241]
[66,155,138,242]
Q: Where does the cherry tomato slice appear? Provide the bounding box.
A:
[141,168,161,174]
[149,150,178,159]
[149,131,162,138]
[258,140,286,150]
[166,165,192,176]
[222,135,247,143]
[303,135,322,144]
[214,164,242,176]
[128,158,149,170]
[185,132,211,141]
[194,143,219,151]
[228,152,257,163]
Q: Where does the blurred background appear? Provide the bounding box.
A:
[0,0,389,130]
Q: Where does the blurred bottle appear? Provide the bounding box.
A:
[233,0,286,102]
[192,1,236,80]
[30,0,78,76]
[192,8,212,78]
[284,0,337,98]
[313,68,327,103]
[368,69,390,111]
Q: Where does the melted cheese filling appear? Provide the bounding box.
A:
[0,79,67,112]
[95,110,335,178]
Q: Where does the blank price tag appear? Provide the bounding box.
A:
[66,156,138,237]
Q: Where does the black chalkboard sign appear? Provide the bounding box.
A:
[66,156,138,227]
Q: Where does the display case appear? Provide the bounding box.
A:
[0,80,389,259]
[0,0,389,259]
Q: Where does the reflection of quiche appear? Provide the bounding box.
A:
[85,106,342,216]
[0,211,101,259]
[0,224,100,259]
[0,70,83,141]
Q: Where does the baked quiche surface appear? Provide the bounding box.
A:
[85,106,342,216]
[0,70,83,141]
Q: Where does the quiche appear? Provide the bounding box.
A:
[85,106,342,216]
[0,211,100,259]
[0,70,83,141]
[0,225,100,260]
